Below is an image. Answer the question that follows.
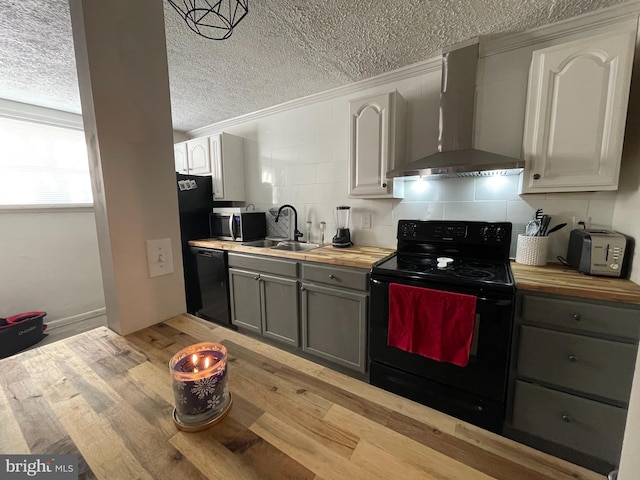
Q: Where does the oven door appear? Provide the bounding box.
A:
[369,275,514,419]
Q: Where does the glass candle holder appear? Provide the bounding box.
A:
[169,342,231,428]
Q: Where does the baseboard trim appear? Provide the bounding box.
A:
[46,308,107,330]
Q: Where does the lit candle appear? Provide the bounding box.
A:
[169,342,230,428]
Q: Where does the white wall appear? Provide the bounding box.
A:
[0,209,104,323]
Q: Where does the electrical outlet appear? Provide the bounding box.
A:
[146,238,174,278]
[362,213,372,229]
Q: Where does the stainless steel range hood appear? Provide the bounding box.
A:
[387,39,524,180]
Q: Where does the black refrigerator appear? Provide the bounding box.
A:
[176,173,232,327]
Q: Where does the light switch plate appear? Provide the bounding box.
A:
[146,238,174,278]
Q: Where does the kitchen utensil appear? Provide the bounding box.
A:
[525,220,540,236]
[539,215,551,236]
[546,222,567,235]
[534,208,543,221]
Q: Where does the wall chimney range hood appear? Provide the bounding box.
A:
[387,39,524,180]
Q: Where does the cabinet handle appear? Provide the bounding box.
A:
[533,173,541,180]
[300,286,306,291]
[254,274,261,280]
[573,313,581,321]
[561,414,572,423]
[382,182,387,188]
[568,354,578,363]
[328,274,336,280]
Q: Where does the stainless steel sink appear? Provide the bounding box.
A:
[241,239,281,248]
[270,242,321,252]
[241,239,320,251]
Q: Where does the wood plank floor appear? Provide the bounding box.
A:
[22,314,107,353]
[0,314,606,480]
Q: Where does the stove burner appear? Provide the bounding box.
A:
[465,261,499,270]
[453,268,495,280]
[385,253,510,287]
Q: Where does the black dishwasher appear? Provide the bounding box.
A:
[190,247,234,328]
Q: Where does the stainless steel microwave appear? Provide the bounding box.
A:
[209,208,266,241]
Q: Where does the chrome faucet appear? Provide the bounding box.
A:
[275,204,303,241]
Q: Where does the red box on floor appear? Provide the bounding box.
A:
[0,312,47,358]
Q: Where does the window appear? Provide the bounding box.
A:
[0,116,93,206]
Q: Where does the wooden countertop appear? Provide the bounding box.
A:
[189,239,395,269]
[512,261,640,305]
[0,315,603,480]
[191,239,640,304]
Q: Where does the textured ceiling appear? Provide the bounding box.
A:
[0,0,626,132]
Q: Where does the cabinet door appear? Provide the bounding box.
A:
[301,283,367,373]
[210,134,224,199]
[261,274,299,347]
[512,380,627,466]
[187,137,212,175]
[228,268,262,333]
[349,92,406,198]
[174,142,188,173]
[521,25,636,193]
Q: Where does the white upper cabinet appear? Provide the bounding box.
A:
[174,132,246,200]
[521,23,636,193]
[186,137,212,175]
[174,137,211,175]
[210,132,245,201]
[348,91,407,198]
[173,141,188,174]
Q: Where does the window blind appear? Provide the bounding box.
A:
[0,116,93,206]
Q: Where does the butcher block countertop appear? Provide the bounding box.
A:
[189,239,640,304]
[189,238,395,269]
[511,261,640,305]
[0,315,604,480]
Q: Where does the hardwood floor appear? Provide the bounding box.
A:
[24,314,107,352]
[0,315,605,480]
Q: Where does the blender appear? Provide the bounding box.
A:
[332,205,352,248]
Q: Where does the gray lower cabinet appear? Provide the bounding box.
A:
[300,263,369,374]
[227,253,371,376]
[228,268,262,333]
[228,253,299,347]
[505,291,640,473]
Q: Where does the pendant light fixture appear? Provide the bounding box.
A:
[167,0,248,40]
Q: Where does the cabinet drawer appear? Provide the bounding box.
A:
[518,325,636,403]
[302,263,369,291]
[228,253,297,277]
[521,295,640,340]
[512,381,627,465]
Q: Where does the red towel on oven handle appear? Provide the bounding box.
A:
[388,283,477,367]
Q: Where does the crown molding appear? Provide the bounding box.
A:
[480,1,640,57]
[188,57,441,138]
[0,99,83,129]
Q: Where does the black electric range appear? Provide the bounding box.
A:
[369,220,516,433]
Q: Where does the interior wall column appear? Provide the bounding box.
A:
[68,0,186,334]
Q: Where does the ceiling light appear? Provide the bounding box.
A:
[167,0,248,40]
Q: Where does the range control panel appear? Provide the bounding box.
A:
[397,220,512,246]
